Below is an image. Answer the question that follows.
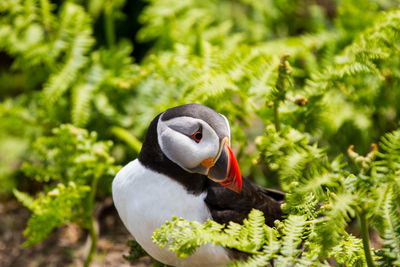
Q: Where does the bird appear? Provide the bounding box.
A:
[112,103,284,267]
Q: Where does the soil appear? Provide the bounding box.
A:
[0,198,153,267]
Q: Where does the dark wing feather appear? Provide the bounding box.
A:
[205,178,284,227]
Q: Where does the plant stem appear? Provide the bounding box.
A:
[104,1,115,48]
[110,126,142,154]
[272,53,290,132]
[273,99,280,131]
[84,215,98,267]
[358,211,375,267]
[84,167,103,267]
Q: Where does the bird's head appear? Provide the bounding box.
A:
[139,103,242,193]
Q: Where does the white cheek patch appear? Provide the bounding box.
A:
[157,117,220,172]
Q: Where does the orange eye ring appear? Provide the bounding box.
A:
[191,129,202,143]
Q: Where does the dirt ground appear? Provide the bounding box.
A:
[0,198,153,267]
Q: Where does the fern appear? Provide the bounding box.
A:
[329,233,366,266]
[15,124,119,266]
[372,130,400,266]
[312,192,357,255]
[71,65,104,127]
[275,215,308,266]
[301,9,400,138]
[152,104,400,266]
[374,129,400,183]
[3,0,400,266]
[43,3,94,105]
[14,182,90,246]
[153,209,270,258]
[375,185,400,265]
[322,10,400,83]
[154,211,311,266]
[0,0,55,66]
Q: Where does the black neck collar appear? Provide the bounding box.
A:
[138,114,208,195]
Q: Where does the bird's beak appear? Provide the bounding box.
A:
[205,138,242,193]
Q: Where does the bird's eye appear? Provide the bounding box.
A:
[191,128,203,143]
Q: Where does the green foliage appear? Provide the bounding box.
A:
[154,209,270,258]
[372,130,400,266]
[123,239,149,261]
[14,124,119,265]
[2,0,400,266]
[153,120,400,266]
[329,233,366,266]
[138,0,332,50]
[150,7,400,265]
[14,182,90,247]
[153,210,310,266]
[21,124,117,186]
[374,185,400,266]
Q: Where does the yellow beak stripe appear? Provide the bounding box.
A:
[201,158,215,168]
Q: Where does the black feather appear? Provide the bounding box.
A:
[205,178,284,227]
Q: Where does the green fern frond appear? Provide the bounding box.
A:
[374,129,400,183]
[313,192,357,255]
[15,123,119,267]
[72,65,104,127]
[153,211,314,266]
[227,235,280,267]
[375,185,400,265]
[13,189,35,211]
[275,215,307,266]
[22,124,117,184]
[72,84,93,127]
[282,192,320,219]
[224,209,267,252]
[153,209,272,259]
[43,3,95,105]
[153,217,224,259]
[244,209,268,251]
[333,9,400,80]
[329,233,366,266]
[0,0,55,63]
[330,61,377,78]
[21,182,90,247]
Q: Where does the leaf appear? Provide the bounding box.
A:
[22,182,90,247]
[42,3,95,105]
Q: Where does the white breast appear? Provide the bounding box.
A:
[112,159,231,267]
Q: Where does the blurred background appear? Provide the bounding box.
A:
[1,0,400,266]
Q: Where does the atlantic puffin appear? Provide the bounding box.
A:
[112,103,284,267]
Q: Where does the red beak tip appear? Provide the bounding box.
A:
[219,178,242,193]
[234,186,242,193]
[221,144,242,193]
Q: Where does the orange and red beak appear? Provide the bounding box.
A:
[203,138,242,193]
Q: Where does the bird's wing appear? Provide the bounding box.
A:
[204,178,284,227]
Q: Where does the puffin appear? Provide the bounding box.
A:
[112,103,284,267]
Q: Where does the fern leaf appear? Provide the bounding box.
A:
[375,185,400,265]
[22,182,90,247]
[13,189,35,210]
[71,65,104,127]
[329,233,366,266]
[245,209,268,251]
[153,209,271,259]
[43,3,94,105]
[275,215,307,266]
[72,84,93,127]
[313,192,357,255]
[374,129,400,182]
